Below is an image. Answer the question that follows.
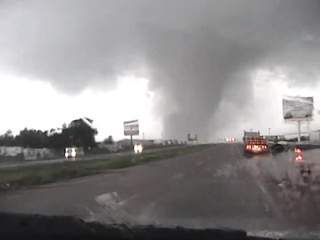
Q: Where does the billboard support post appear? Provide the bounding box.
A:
[297,120,301,143]
[307,119,311,141]
[130,134,133,149]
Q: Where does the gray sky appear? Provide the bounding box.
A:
[0,0,320,141]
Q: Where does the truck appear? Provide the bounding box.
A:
[243,131,269,154]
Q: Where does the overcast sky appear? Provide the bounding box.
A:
[0,0,320,141]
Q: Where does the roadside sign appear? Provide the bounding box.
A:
[124,120,139,136]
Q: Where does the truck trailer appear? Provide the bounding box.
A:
[243,131,269,154]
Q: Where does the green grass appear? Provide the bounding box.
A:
[0,144,211,190]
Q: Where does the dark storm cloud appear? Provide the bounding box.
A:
[0,0,320,139]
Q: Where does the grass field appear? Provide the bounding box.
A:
[0,144,210,191]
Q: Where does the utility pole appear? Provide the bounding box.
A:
[307,119,311,141]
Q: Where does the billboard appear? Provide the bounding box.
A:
[282,96,314,120]
[124,120,139,136]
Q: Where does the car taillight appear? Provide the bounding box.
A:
[295,148,302,153]
[296,155,303,161]
[294,146,303,162]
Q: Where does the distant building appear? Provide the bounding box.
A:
[187,133,198,142]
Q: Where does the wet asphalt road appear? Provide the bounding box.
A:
[0,143,319,235]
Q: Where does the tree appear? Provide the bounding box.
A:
[0,118,98,150]
[103,135,114,144]
[65,119,97,150]
[48,131,69,149]
[15,128,49,148]
[0,129,15,146]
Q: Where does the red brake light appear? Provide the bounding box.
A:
[295,148,301,153]
[294,146,304,162]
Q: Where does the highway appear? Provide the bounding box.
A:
[0,143,319,236]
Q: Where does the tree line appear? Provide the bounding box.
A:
[0,119,98,150]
